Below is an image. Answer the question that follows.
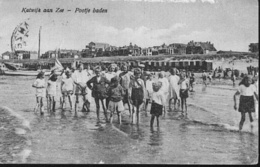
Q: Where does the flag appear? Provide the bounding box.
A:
[51,58,63,72]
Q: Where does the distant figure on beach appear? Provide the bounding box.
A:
[107,76,125,124]
[32,71,45,115]
[168,68,180,111]
[73,64,90,113]
[87,66,110,121]
[233,76,259,131]
[189,73,195,92]
[119,63,133,117]
[202,71,207,86]
[46,73,58,112]
[158,72,169,114]
[61,71,74,111]
[208,72,212,83]
[145,72,154,113]
[150,81,165,127]
[178,72,189,116]
[254,77,259,120]
[231,71,236,87]
[129,68,146,124]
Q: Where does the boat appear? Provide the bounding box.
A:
[2,70,52,76]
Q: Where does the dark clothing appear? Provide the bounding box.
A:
[190,76,195,84]
[238,95,255,113]
[87,76,110,99]
[122,89,129,104]
[107,84,125,102]
[131,87,144,107]
[180,89,189,98]
[150,102,163,117]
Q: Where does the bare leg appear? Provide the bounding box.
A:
[40,97,44,114]
[127,101,132,117]
[52,97,56,112]
[68,95,72,111]
[118,112,121,124]
[150,115,155,127]
[75,95,78,113]
[109,110,113,123]
[168,98,172,111]
[101,99,108,122]
[95,98,100,120]
[184,98,187,115]
[156,116,159,127]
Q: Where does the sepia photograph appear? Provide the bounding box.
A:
[0,0,258,164]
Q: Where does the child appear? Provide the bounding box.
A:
[208,72,212,83]
[168,68,180,111]
[178,72,189,116]
[145,73,154,112]
[150,81,165,127]
[158,72,169,114]
[107,76,125,124]
[129,68,146,124]
[46,73,58,112]
[202,71,207,86]
[87,66,110,121]
[32,72,45,115]
[189,73,195,92]
[234,76,258,130]
[61,71,74,110]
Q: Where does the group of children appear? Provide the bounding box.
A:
[32,62,196,127]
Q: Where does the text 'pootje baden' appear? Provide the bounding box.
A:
[21,8,108,13]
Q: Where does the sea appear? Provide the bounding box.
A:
[0,75,258,164]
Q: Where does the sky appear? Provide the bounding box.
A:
[0,0,258,54]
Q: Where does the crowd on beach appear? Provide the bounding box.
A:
[32,62,259,130]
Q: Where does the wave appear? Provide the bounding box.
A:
[0,106,32,163]
[184,118,258,136]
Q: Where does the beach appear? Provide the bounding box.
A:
[0,61,258,164]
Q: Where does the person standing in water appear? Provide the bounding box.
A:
[168,68,180,111]
[145,72,154,113]
[202,70,207,86]
[150,81,165,127]
[87,66,110,121]
[107,76,125,124]
[32,71,45,115]
[46,74,58,112]
[234,75,258,130]
[178,72,190,116]
[158,72,169,114]
[119,63,133,117]
[129,68,146,124]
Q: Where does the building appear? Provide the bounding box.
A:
[142,47,152,56]
[186,41,217,54]
[1,51,15,60]
[168,43,187,54]
[88,42,110,52]
[249,43,259,53]
[30,51,38,59]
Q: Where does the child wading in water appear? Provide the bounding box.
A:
[87,66,110,121]
[107,76,125,124]
[32,72,45,115]
[189,73,195,92]
[129,68,146,124]
[150,81,165,127]
[46,74,58,112]
[145,72,154,113]
[178,72,189,116]
[61,71,74,111]
[234,75,258,130]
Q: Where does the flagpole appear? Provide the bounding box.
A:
[38,26,42,59]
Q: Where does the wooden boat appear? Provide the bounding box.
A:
[2,70,52,76]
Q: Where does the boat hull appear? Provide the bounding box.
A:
[2,70,52,76]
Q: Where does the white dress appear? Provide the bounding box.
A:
[168,75,180,100]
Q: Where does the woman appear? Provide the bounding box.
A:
[234,75,258,130]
